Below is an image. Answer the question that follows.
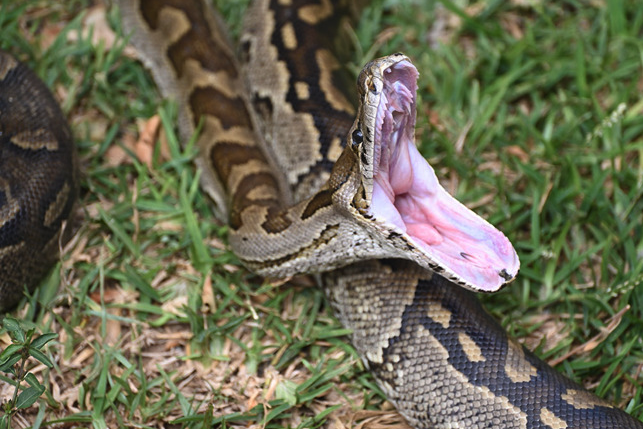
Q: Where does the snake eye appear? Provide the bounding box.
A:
[352,128,363,146]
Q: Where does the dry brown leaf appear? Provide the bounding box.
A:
[40,22,65,51]
[466,192,495,210]
[352,410,413,429]
[105,309,122,346]
[89,285,137,305]
[502,12,525,40]
[69,347,94,368]
[506,145,529,163]
[161,293,189,316]
[106,115,164,167]
[426,108,443,130]
[135,140,154,167]
[105,133,136,167]
[0,332,11,347]
[68,5,118,51]
[200,274,216,314]
[136,115,163,166]
[207,236,227,250]
[549,305,630,366]
[153,220,185,232]
[223,263,240,273]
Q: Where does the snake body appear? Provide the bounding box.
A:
[325,259,643,428]
[2,0,642,427]
[118,0,519,293]
[0,51,77,311]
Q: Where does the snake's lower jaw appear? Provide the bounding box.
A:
[372,160,520,292]
[365,212,520,292]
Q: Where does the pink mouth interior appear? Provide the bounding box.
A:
[370,61,519,292]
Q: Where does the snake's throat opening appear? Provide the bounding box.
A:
[370,60,520,292]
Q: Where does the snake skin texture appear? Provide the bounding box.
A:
[0,50,77,312]
[1,1,642,427]
[325,259,643,428]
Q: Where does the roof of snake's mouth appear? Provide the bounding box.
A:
[369,59,519,292]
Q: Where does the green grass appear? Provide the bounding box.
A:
[0,0,642,427]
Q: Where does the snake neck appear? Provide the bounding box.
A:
[118,0,374,278]
[120,0,519,291]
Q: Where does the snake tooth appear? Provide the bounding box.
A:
[0,50,77,312]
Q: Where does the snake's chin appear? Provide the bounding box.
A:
[370,59,520,292]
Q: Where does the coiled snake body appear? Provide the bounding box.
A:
[0,52,77,310]
[1,0,642,427]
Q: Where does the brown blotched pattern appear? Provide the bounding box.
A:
[116,0,643,427]
[5,0,643,425]
[120,0,394,280]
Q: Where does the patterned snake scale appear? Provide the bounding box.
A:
[0,0,641,427]
[0,51,77,311]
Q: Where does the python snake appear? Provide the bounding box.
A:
[0,51,77,311]
[1,0,642,427]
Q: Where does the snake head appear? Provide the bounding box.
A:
[343,54,520,293]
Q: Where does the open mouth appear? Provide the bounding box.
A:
[368,59,519,292]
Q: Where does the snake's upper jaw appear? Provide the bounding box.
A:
[361,55,520,293]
